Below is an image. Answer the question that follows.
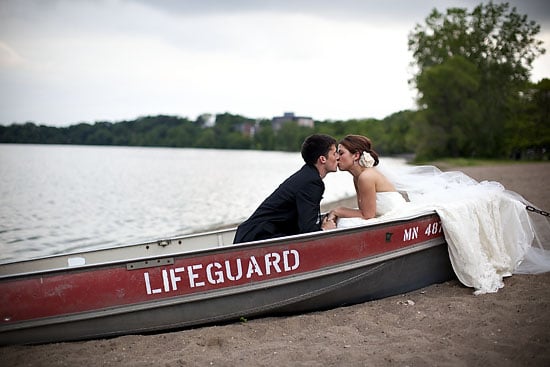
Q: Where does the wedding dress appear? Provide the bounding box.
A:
[337,164,550,294]
[337,192,407,228]
[375,192,407,216]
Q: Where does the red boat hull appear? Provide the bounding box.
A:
[0,212,453,345]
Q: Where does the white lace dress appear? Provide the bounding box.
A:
[337,192,407,228]
[337,164,550,294]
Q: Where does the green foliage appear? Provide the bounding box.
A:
[504,78,550,159]
[380,111,416,155]
[408,1,546,160]
[0,112,421,156]
[273,122,311,151]
[415,55,482,159]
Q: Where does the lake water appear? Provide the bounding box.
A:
[0,144,405,263]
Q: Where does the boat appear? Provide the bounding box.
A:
[0,210,455,345]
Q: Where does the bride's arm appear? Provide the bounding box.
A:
[329,206,364,220]
[330,172,377,220]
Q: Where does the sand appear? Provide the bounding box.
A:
[2,162,550,366]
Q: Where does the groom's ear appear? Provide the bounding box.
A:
[318,155,327,164]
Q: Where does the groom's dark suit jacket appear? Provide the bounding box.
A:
[233,164,324,243]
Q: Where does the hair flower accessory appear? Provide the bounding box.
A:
[359,151,375,168]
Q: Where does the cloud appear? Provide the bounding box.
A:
[130,0,550,25]
[0,0,548,126]
[0,42,26,67]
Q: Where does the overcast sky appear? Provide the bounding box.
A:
[1,0,549,126]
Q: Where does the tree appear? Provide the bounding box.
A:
[415,55,482,158]
[274,122,311,151]
[252,121,276,150]
[505,78,550,159]
[381,110,416,155]
[408,1,545,159]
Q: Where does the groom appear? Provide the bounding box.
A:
[233,134,339,243]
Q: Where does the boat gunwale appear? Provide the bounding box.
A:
[0,209,440,280]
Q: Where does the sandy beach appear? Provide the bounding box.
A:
[2,162,549,366]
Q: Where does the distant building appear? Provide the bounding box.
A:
[236,121,258,137]
[271,112,314,131]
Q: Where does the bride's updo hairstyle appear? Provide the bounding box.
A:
[339,135,380,167]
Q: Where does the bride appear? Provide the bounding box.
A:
[327,134,406,223]
[328,135,550,295]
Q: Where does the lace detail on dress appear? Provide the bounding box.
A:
[337,192,406,228]
[376,192,406,216]
[338,163,550,294]
[434,191,532,294]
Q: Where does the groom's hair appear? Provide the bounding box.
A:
[301,134,337,166]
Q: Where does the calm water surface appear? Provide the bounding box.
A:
[1,144,395,263]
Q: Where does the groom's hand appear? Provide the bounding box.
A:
[321,216,336,230]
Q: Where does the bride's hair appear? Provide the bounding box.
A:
[339,135,380,166]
